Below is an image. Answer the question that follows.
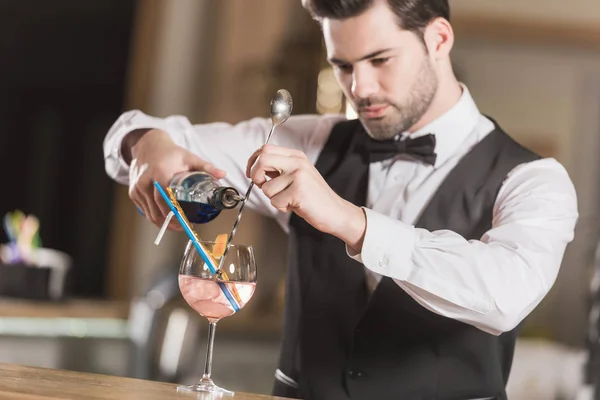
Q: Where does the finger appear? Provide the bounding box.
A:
[129,174,151,221]
[135,177,163,224]
[130,185,152,222]
[246,145,306,178]
[260,173,294,199]
[246,146,263,178]
[249,153,300,187]
[129,160,160,223]
[269,189,297,213]
[130,193,147,219]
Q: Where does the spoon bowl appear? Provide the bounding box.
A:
[269,89,293,130]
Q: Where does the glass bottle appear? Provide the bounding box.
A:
[169,171,243,224]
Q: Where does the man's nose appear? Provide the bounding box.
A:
[351,67,379,100]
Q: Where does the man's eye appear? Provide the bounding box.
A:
[336,64,353,73]
[371,57,390,66]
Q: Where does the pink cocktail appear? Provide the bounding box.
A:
[179,276,256,320]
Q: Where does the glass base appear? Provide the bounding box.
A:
[177,377,234,398]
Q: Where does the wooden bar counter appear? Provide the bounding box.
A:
[0,363,294,400]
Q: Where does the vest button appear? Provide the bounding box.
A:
[378,255,389,268]
[348,369,363,379]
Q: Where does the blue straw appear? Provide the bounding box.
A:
[153,182,240,313]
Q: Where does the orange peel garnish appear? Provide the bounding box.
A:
[212,233,228,258]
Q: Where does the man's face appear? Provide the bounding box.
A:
[322,0,439,140]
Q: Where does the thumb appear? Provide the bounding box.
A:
[184,151,226,179]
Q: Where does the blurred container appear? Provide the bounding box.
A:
[0,248,72,301]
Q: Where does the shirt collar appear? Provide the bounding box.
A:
[403,83,481,168]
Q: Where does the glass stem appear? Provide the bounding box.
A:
[201,320,218,382]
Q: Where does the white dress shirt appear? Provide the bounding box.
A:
[104,85,578,336]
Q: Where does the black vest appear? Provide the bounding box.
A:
[273,119,540,400]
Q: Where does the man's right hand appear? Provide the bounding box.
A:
[125,129,226,229]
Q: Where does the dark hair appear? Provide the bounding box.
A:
[301,0,449,41]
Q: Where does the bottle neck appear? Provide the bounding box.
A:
[210,187,243,209]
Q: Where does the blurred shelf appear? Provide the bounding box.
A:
[0,299,130,339]
[0,317,129,338]
[0,298,128,319]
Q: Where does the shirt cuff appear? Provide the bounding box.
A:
[347,207,416,280]
[104,110,188,184]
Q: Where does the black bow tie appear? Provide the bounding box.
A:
[366,133,437,165]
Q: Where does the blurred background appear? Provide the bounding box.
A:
[0,0,599,398]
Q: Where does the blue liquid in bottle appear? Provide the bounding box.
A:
[177,200,221,224]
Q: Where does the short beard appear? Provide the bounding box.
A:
[358,58,438,141]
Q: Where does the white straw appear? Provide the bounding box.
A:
[154,211,174,245]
